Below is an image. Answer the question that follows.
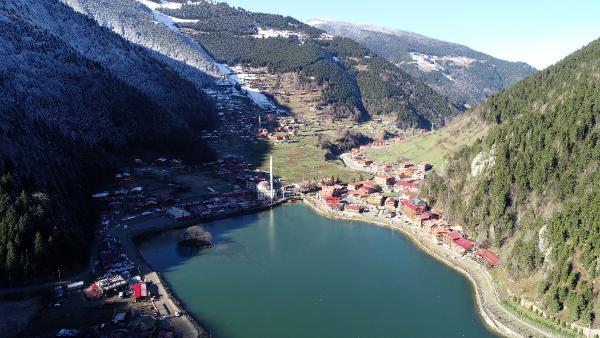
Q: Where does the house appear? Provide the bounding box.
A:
[345,204,363,214]
[167,207,191,221]
[384,197,397,210]
[132,282,149,302]
[347,182,363,191]
[256,181,273,200]
[347,190,370,203]
[418,212,433,226]
[452,238,475,255]
[359,182,381,194]
[476,249,500,268]
[324,196,343,210]
[418,163,432,172]
[394,180,418,194]
[399,200,427,220]
[319,184,346,199]
[367,194,385,207]
[374,175,395,187]
[441,231,462,246]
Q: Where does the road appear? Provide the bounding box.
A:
[331,160,559,338]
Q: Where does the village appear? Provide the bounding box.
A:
[310,144,501,270]
[22,64,502,338]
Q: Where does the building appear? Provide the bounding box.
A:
[320,184,346,199]
[441,231,463,246]
[476,249,500,268]
[384,197,397,210]
[367,194,385,207]
[374,175,395,187]
[132,282,149,302]
[345,204,363,214]
[452,238,475,255]
[359,182,381,194]
[166,207,192,221]
[324,196,343,210]
[347,182,363,191]
[399,200,427,220]
[256,181,273,200]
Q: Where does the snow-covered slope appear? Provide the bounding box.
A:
[308,19,536,107]
[9,0,214,123]
[61,0,220,89]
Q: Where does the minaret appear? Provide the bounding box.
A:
[269,155,274,203]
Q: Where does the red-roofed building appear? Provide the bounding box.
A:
[359,182,381,194]
[476,249,500,268]
[399,199,427,219]
[132,282,148,302]
[324,196,343,210]
[452,238,475,255]
[441,231,462,246]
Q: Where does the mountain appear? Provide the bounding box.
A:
[155,0,459,128]
[422,38,600,325]
[307,19,536,107]
[61,0,220,89]
[0,0,216,284]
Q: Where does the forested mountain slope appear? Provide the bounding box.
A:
[61,0,220,89]
[160,1,458,128]
[0,1,216,284]
[422,38,600,325]
[308,19,536,108]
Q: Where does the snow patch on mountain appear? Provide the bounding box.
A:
[252,27,308,42]
[409,53,445,72]
[215,64,277,110]
[136,0,182,10]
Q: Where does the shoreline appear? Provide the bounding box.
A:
[301,195,548,338]
[115,200,291,338]
[124,195,556,338]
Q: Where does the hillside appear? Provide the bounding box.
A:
[0,0,216,284]
[308,19,536,108]
[158,1,459,129]
[422,38,600,326]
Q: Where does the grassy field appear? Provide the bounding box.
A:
[212,134,362,184]
[365,112,490,172]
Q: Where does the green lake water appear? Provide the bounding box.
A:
[138,204,498,338]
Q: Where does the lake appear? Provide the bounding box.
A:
[138,204,497,338]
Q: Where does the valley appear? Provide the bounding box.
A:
[0,0,598,337]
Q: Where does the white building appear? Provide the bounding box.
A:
[256,181,273,200]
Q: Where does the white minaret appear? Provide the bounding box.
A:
[269,155,274,203]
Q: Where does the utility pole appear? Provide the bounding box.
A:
[57,267,62,284]
[269,155,274,203]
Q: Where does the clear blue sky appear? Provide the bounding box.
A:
[224,0,599,69]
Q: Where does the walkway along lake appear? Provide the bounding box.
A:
[138,204,498,338]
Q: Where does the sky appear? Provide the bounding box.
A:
[225,0,600,69]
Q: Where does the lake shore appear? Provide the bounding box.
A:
[125,194,556,338]
[302,195,555,338]
[115,200,290,338]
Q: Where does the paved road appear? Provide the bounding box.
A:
[321,160,560,338]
